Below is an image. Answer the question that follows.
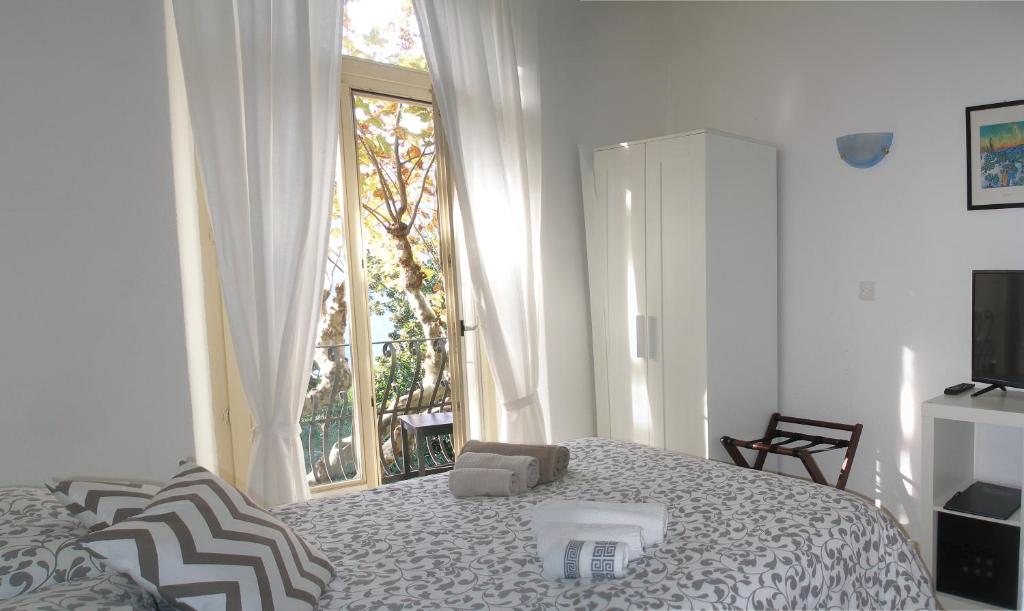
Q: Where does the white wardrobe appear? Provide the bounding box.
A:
[581,129,778,462]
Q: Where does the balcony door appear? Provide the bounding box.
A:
[299,57,466,491]
[211,0,471,494]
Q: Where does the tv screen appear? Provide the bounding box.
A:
[973,271,1024,389]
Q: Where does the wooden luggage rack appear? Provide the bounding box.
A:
[720,413,863,490]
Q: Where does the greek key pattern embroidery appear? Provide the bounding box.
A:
[563,539,584,578]
[590,541,618,578]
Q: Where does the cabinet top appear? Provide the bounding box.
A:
[924,389,1024,425]
[594,128,776,152]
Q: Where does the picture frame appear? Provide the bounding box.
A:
[967,99,1024,210]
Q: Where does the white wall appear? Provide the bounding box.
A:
[3,2,1018,547]
[0,0,193,485]
[536,1,1024,544]
[536,0,673,442]
[660,2,1024,540]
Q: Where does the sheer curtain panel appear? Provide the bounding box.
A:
[414,0,546,443]
[171,0,343,505]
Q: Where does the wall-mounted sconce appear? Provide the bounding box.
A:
[836,132,893,168]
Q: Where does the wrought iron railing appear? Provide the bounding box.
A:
[301,336,454,487]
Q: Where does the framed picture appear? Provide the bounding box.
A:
[967,99,1024,210]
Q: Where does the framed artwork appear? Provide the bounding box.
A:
[967,99,1024,210]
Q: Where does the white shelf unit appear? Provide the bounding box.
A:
[921,390,1024,610]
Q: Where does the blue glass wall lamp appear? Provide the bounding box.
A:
[836,132,894,168]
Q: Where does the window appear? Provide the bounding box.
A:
[299,1,467,491]
[342,0,426,71]
[203,0,486,493]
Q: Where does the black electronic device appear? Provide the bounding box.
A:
[944,481,1022,520]
[973,271,1024,397]
[945,383,976,395]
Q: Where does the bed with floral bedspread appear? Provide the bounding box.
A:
[0,486,157,609]
[0,437,934,610]
[274,437,935,610]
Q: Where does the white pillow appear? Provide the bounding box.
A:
[79,463,334,611]
[47,480,159,531]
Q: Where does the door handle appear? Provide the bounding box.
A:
[635,314,646,359]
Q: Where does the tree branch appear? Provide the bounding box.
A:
[409,153,437,223]
[358,133,401,222]
[326,250,346,275]
[393,105,410,222]
[403,146,435,166]
[362,204,392,230]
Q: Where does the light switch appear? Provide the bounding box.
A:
[859,281,876,301]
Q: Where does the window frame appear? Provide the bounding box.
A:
[311,55,467,496]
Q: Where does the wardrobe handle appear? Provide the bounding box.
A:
[635,314,646,359]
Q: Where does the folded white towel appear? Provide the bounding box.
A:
[455,452,540,492]
[448,468,519,498]
[535,522,645,561]
[532,499,668,546]
[539,538,628,580]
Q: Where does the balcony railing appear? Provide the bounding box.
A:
[302,336,454,487]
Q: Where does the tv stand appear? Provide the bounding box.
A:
[921,391,1024,609]
[972,384,1008,398]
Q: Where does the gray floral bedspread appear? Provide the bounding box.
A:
[0,573,154,611]
[0,486,106,599]
[0,486,158,609]
[0,438,935,610]
[273,438,935,610]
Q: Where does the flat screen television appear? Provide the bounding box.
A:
[973,270,1024,396]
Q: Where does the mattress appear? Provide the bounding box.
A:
[272,437,935,610]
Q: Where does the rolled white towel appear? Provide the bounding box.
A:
[535,522,645,561]
[455,452,539,492]
[448,468,519,498]
[539,538,629,580]
[532,499,668,546]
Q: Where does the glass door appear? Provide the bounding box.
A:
[224,1,467,492]
[301,149,363,487]
[352,91,457,483]
[302,57,465,491]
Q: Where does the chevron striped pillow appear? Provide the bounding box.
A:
[46,480,160,531]
[78,463,334,611]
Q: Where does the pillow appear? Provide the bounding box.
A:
[0,486,106,600]
[47,480,160,531]
[79,463,334,611]
[0,572,157,611]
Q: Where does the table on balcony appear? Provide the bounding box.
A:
[399,412,455,478]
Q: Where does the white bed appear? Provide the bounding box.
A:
[0,437,935,610]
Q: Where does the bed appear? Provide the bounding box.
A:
[275,437,934,610]
[1,437,934,610]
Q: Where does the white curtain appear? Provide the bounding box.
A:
[414,0,546,443]
[172,0,342,505]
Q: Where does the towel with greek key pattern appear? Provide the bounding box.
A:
[539,538,628,580]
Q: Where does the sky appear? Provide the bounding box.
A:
[343,0,426,68]
[980,120,1024,152]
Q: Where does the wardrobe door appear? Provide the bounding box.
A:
[586,150,610,438]
[600,144,655,446]
[647,135,708,457]
[703,133,778,463]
